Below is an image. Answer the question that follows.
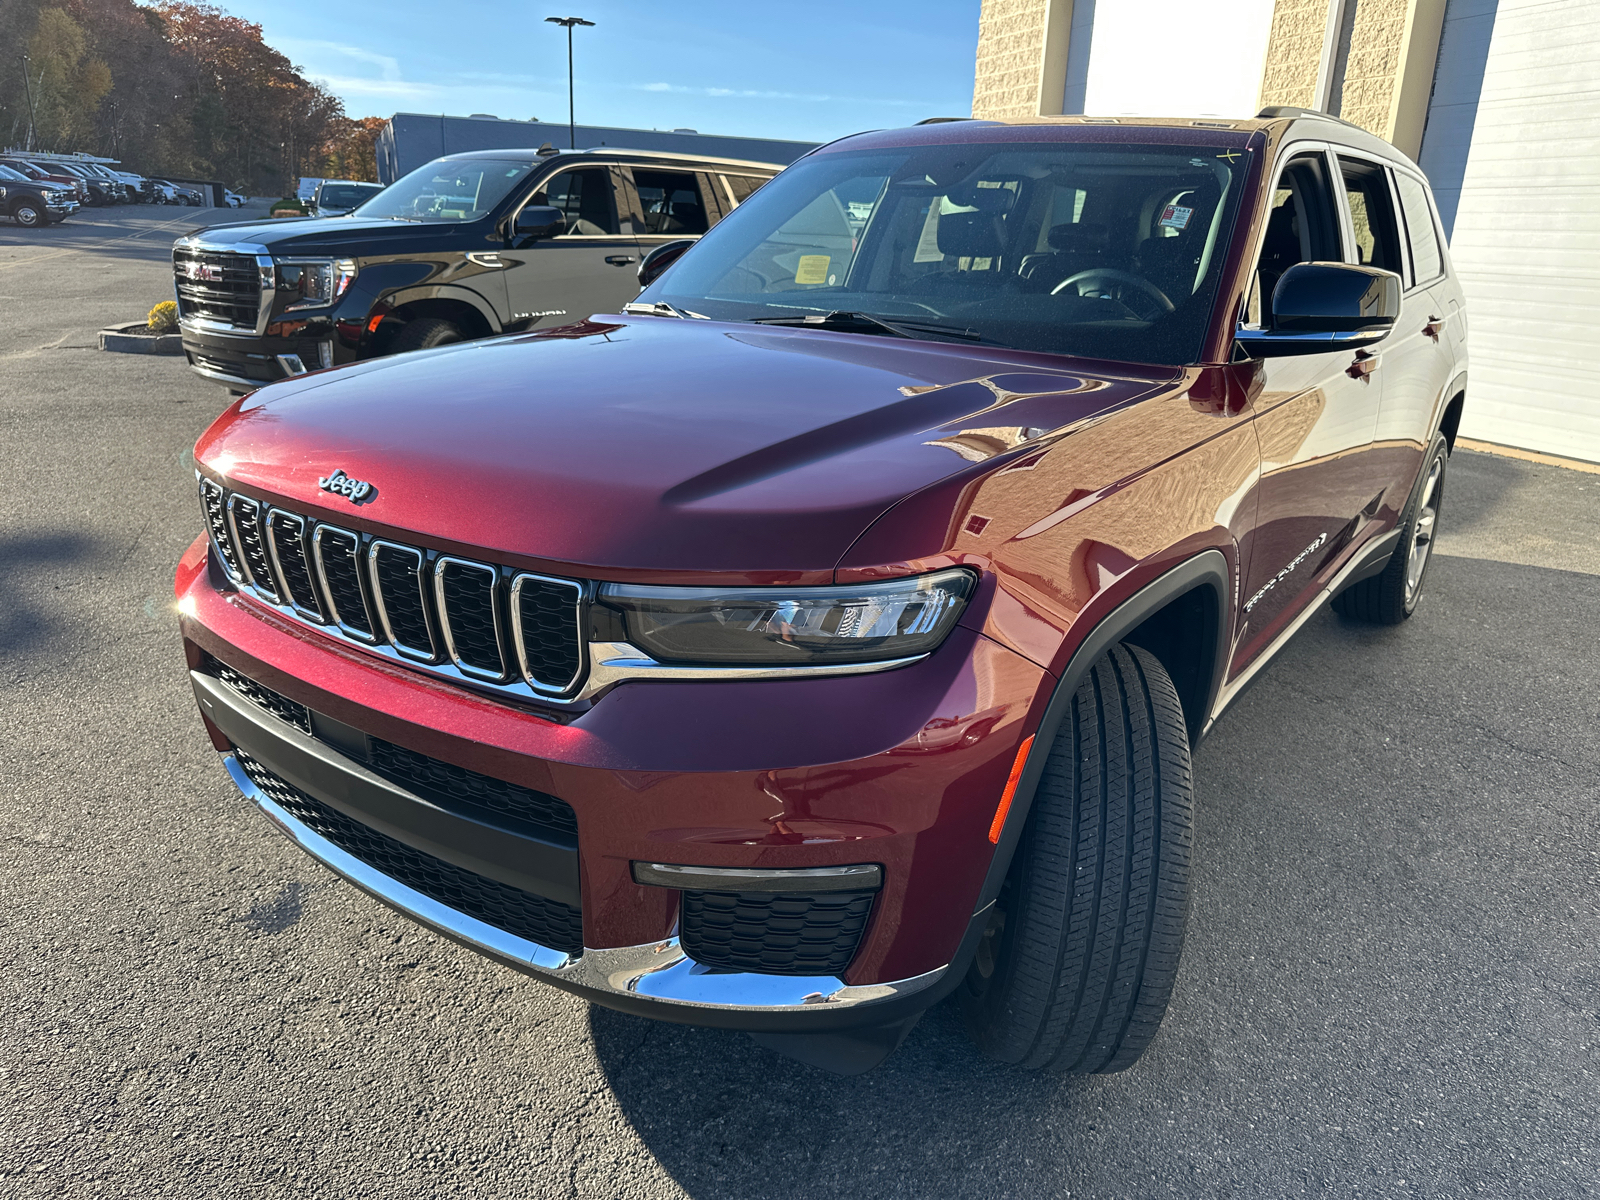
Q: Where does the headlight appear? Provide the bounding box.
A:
[277,258,357,310]
[596,567,977,666]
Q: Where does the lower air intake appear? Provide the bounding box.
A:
[679,889,875,976]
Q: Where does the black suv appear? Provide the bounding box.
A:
[172,147,779,392]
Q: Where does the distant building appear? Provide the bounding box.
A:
[375,114,818,185]
[973,0,1600,464]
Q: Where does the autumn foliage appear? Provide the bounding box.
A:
[0,0,384,192]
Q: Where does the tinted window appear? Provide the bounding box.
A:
[532,167,618,235]
[634,170,707,235]
[1247,153,1343,324]
[1394,172,1444,283]
[724,174,768,204]
[319,183,381,209]
[643,142,1247,365]
[356,157,532,223]
[1339,157,1402,275]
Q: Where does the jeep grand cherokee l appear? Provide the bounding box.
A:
[176,108,1466,1074]
[171,147,779,393]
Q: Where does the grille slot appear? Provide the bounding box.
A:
[367,739,578,844]
[226,495,279,601]
[435,558,506,680]
[313,526,375,641]
[233,750,584,954]
[680,890,875,976]
[370,541,436,660]
[265,510,323,620]
[209,657,311,733]
[173,248,263,331]
[199,478,241,579]
[511,575,585,693]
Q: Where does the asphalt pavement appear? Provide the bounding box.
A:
[1,206,1597,1199]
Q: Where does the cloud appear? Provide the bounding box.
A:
[276,38,403,81]
[634,82,944,108]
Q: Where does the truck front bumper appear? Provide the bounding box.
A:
[181,322,342,390]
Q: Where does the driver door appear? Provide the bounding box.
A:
[501,165,640,328]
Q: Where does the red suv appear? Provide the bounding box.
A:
[177,109,1466,1074]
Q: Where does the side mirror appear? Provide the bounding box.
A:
[1235,262,1401,357]
[514,205,567,240]
[638,239,695,288]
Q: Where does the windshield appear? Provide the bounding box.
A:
[0,165,25,182]
[640,141,1246,364]
[353,158,530,223]
[320,183,382,209]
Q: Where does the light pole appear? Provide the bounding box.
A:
[544,16,593,150]
[19,54,38,152]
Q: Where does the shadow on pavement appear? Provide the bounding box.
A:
[0,530,108,663]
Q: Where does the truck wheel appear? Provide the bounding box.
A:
[1333,431,1447,625]
[12,200,44,228]
[390,317,463,354]
[960,643,1193,1072]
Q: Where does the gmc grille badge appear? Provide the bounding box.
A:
[318,469,375,504]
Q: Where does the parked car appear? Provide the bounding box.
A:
[225,189,245,208]
[175,109,1466,1075]
[74,161,129,202]
[0,158,87,205]
[0,163,78,226]
[310,179,384,217]
[170,147,781,391]
[40,161,113,205]
[151,179,201,206]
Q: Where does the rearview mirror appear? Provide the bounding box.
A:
[1235,262,1401,357]
[514,205,567,240]
[638,239,695,288]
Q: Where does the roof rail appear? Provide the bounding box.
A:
[1256,105,1368,133]
[575,146,787,169]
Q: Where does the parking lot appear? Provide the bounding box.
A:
[1,206,1597,1198]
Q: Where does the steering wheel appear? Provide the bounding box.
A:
[1052,269,1175,320]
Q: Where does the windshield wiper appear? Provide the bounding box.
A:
[623,300,708,320]
[749,311,983,343]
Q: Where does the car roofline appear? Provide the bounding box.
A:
[437,147,786,171]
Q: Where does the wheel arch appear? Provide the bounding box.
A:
[379,285,500,343]
[1435,369,1468,451]
[975,549,1229,915]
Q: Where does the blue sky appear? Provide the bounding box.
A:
[223,0,980,144]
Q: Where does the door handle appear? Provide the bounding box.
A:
[605,255,637,266]
[1346,350,1380,380]
[1423,314,1444,342]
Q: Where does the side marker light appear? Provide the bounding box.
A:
[987,734,1035,844]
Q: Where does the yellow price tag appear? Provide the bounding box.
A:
[794,255,830,285]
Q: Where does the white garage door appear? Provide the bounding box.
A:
[1440,0,1600,463]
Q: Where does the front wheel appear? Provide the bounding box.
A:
[961,643,1194,1072]
[389,316,463,354]
[12,201,44,228]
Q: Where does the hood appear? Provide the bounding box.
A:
[195,317,1174,583]
[190,216,454,251]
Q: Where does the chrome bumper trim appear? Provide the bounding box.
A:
[633,861,882,893]
[223,752,945,1014]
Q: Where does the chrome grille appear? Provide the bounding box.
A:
[173,247,264,331]
[197,478,586,703]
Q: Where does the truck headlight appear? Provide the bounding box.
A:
[596,567,976,666]
[278,258,357,310]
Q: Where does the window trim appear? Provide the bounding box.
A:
[1332,147,1409,289]
[625,164,714,240]
[1238,139,1348,329]
[506,163,633,242]
[1389,165,1449,290]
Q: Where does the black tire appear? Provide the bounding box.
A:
[389,316,464,354]
[12,200,44,228]
[960,643,1194,1073]
[1333,431,1448,625]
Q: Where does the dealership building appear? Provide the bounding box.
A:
[974,0,1600,463]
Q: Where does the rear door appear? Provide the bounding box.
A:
[500,164,641,328]
[622,165,713,265]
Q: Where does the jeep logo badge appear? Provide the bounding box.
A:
[318,469,374,504]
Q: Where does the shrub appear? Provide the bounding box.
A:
[270,196,307,216]
[147,300,179,334]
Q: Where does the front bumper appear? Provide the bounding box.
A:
[177,534,1046,1028]
[181,322,338,390]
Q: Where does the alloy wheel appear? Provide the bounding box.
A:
[1405,454,1444,605]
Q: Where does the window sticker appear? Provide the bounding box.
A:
[1158,204,1193,231]
[794,254,830,284]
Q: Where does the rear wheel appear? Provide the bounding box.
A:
[389,316,464,354]
[960,643,1194,1072]
[1333,431,1447,624]
[12,200,44,228]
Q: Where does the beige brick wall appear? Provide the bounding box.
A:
[1259,0,1330,110]
[1339,0,1409,136]
[973,0,1053,119]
